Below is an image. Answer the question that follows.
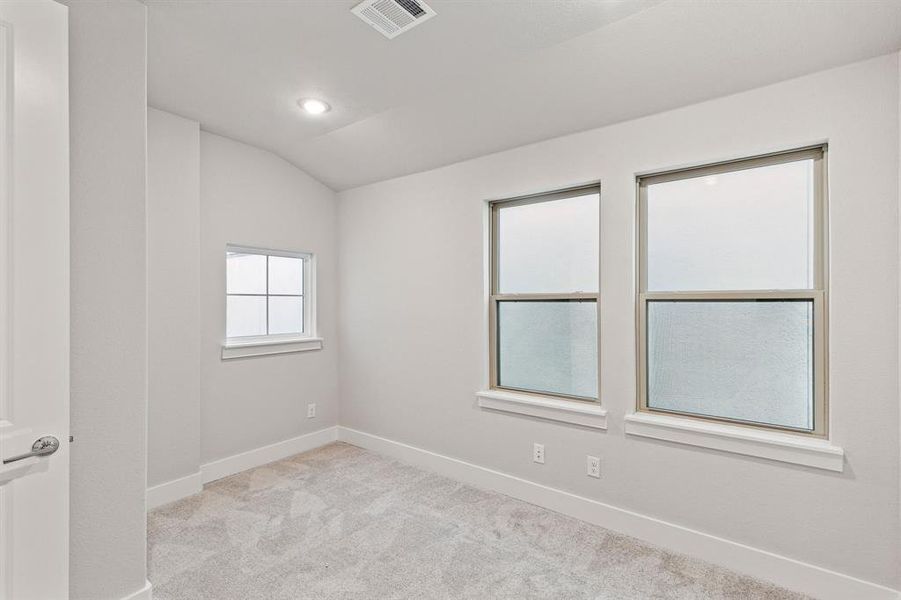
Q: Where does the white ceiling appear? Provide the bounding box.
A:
[148,0,901,191]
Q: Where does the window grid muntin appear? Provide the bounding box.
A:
[636,146,828,437]
[226,246,309,340]
[489,184,600,403]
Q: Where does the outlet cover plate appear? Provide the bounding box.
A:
[587,455,600,478]
[533,443,545,464]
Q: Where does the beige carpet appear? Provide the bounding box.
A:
[148,442,807,600]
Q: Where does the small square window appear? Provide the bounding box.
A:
[225,246,313,343]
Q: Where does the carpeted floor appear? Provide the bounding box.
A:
[148,442,808,600]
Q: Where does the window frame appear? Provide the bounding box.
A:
[636,145,828,437]
[488,184,601,403]
[224,244,316,346]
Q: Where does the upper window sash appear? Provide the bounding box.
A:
[490,184,601,297]
[637,146,826,294]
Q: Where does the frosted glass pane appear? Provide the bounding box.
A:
[226,252,266,294]
[227,295,266,338]
[497,193,598,293]
[647,300,813,430]
[497,300,597,398]
[268,256,303,295]
[646,160,814,291]
[268,296,303,335]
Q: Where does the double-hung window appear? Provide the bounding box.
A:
[489,185,600,401]
[637,146,827,436]
[223,245,320,358]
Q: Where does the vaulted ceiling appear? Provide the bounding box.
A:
[147,0,901,190]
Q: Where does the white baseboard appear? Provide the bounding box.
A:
[336,426,900,600]
[121,579,152,600]
[147,471,203,510]
[201,426,338,483]
[146,426,338,510]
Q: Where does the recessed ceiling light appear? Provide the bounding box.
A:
[298,98,331,115]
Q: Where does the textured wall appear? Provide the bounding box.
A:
[147,108,202,487]
[67,1,149,598]
[338,54,901,588]
[199,132,339,465]
[146,117,340,493]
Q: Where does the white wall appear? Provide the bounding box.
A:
[148,108,201,488]
[67,1,149,598]
[200,132,339,463]
[148,120,340,486]
[338,53,901,590]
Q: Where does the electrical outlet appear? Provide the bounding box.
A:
[587,455,601,478]
[533,443,545,464]
[307,403,316,419]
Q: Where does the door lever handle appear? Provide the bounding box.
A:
[3,436,60,464]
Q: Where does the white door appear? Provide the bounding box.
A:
[0,1,69,599]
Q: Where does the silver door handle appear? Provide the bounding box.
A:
[3,436,60,464]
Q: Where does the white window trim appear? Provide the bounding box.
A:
[476,389,607,429]
[624,412,844,472]
[222,335,323,360]
[222,244,321,359]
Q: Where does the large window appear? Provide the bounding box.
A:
[225,245,313,342]
[489,185,600,401]
[637,146,827,435]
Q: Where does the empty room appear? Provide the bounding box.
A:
[1,0,900,599]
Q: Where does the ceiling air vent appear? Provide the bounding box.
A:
[352,0,437,39]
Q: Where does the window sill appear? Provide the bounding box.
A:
[624,412,844,472]
[221,336,323,360]
[476,389,607,429]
